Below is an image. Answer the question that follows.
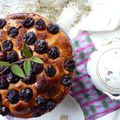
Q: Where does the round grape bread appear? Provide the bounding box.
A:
[0,13,75,118]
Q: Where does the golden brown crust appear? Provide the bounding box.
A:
[0,13,74,118]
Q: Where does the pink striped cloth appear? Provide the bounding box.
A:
[70,31,120,120]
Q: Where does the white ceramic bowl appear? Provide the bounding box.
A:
[87,43,120,100]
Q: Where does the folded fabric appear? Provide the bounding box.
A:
[69,0,120,40]
[77,0,120,31]
[70,31,120,120]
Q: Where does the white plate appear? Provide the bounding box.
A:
[0,95,85,120]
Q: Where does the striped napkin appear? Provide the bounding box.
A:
[70,31,120,120]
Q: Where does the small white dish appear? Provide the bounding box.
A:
[87,41,120,100]
[0,95,84,120]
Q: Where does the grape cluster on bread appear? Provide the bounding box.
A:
[0,13,75,118]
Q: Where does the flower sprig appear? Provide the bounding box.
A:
[0,44,43,78]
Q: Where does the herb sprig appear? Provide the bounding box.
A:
[0,44,43,78]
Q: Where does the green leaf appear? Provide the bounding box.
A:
[22,44,32,58]
[0,61,10,66]
[23,60,31,76]
[23,49,32,58]
[11,64,25,78]
[31,57,43,64]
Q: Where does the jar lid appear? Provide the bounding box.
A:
[97,48,120,92]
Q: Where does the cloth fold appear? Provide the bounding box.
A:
[76,0,120,32]
[70,31,120,120]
